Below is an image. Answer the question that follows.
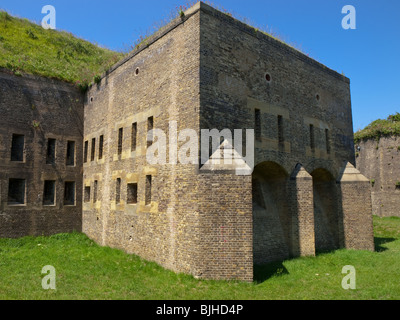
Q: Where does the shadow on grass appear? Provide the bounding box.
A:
[375,237,396,252]
[253,261,289,284]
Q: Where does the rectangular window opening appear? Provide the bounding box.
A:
[46,139,56,165]
[325,129,331,154]
[116,178,121,203]
[145,175,152,205]
[118,128,123,155]
[278,115,284,145]
[43,180,56,206]
[255,109,261,142]
[84,141,88,163]
[8,179,26,205]
[84,186,91,203]
[310,124,315,151]
[64,181,75,206]
[91,138,96,161]
[131,123,137,152]
[11,134,25,162]
[99,135,104,160]
[147,117,154,148]
[127,183,138,205]
[66,141,75,166]
[93,180,98,203]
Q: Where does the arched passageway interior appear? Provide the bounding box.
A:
[311,168,340,252]
[252,162,291,264]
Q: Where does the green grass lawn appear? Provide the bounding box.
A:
[0,216,399,300]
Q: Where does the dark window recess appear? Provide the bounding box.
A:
[255,109,261,142]
[127,183,138,205]
[84,141,88,163]
[8,179,26,205]
[310,125,315,150]
[64,181,75,206]
[11,134,24,161]
[118,128,123,155]
[93,180,98,203]
[84,186,91,203]
[147,117,154,148]
[278,115,284,145]
[91,138,96,161]
[116,178,121,203]
[145,175,152,205]
[66,141,75,166]
[131,123,137,152]
[46,139,56,164]
[43,180,56,206]
[325,129,331,154]
[99,135,104,160]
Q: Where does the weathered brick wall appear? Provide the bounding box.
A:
[356,136,400,217]
[198,2,373,266]
[0,69,83,238]
[83,7,202,276]
[82,2,374,282]
[338,163,375,251]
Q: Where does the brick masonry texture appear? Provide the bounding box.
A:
[356,136,400,217]
[0,69,83,238]
[0,2,375,282]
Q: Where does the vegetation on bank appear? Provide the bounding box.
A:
[354,113,400,143]
[0,10,123,91]
[0,216,399,300]
[1,1,310,93]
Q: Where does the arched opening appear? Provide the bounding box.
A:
[252,162,290,264]
[311,168,340,252]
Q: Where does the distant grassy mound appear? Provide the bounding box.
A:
[355,113,400,143]
[0,11,123,90]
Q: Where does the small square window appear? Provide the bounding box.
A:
[46,139,56,165]
[8,179,26,205]
[66,141,75,166]
[43,180,56,206]
[84,186,91,203]
[64,181,75,206]
[127,183,138,205]
[11,134,24,162]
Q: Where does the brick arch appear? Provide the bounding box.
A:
[252,161,291,264]
[311,168,340,252]
[304,160,340,182]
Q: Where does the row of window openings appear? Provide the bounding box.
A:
[93,175,153,206]
[254,110,331,154]
[84,117,153,163]
[7,179,76,206]
[10,134,76,165]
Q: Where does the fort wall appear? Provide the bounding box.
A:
[0,69,83,238]
[356,136,400,217]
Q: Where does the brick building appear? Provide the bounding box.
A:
[0,2,374,282]
[356,136,400,217]
[0,69,83,238]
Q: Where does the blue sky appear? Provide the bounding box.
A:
[1,0,399,131]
